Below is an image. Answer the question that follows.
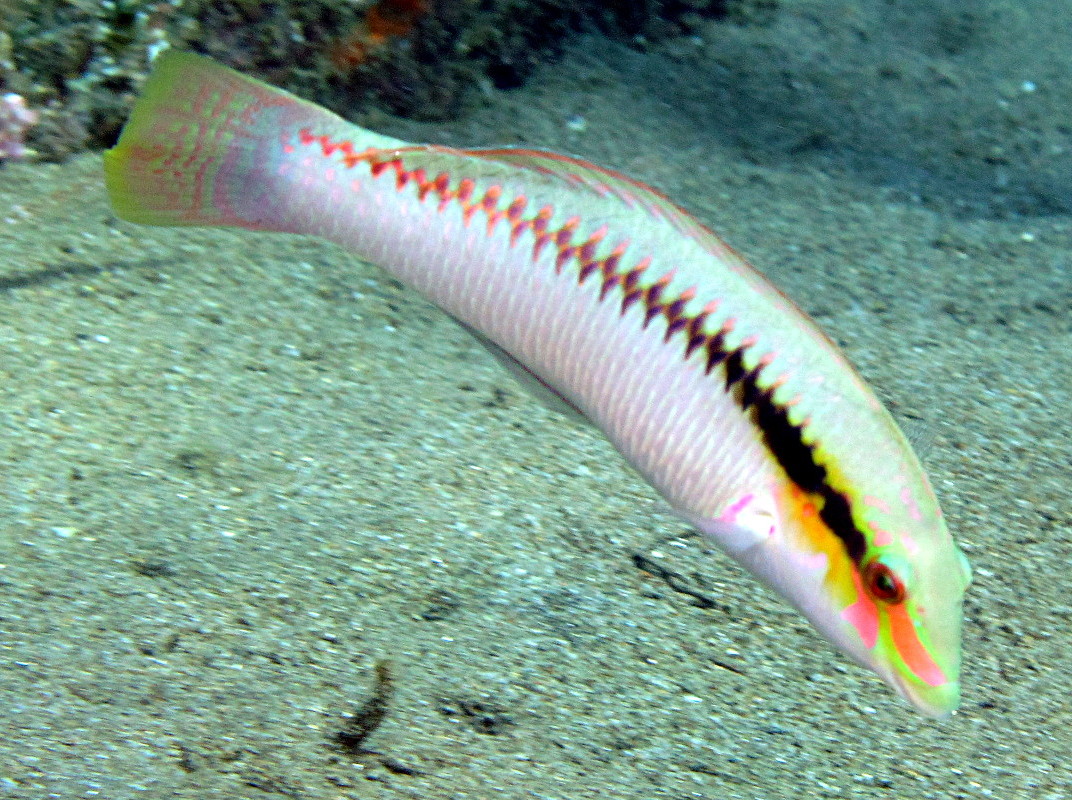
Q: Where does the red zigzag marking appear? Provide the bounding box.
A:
[299,127,735,369]
[295,128,869,564]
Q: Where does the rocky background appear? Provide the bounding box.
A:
[2,1,750,156]
[3,0,1069,220]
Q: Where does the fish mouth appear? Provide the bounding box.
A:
[890,671,961,719]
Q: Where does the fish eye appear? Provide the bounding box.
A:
[863,560,906,604]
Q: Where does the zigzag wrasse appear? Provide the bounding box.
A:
[104,51,971,717]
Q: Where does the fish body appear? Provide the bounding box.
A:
[104,52,970,716]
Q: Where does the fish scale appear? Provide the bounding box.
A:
[104,50,970,716]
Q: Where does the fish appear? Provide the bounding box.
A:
[104,51,971,717]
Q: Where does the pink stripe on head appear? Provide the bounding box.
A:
[864,494,891,515]
[841,569,879,649]
[900,486,922,521]
[868,520,894,548]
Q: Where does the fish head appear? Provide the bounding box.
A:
[696,473,971,717]
[836,487,972,718]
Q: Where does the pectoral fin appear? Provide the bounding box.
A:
[685,489,779,557]
[456,321,593,426]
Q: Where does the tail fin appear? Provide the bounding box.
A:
[104,50,403,230]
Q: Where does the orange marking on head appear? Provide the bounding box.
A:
[887,603,946,686]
